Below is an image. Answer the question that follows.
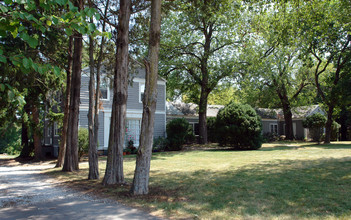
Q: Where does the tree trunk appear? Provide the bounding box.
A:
[88,32,99,179]
[131,0,161,195]
[19,103,31,158]
[63,0,83,171]
[91,0,108,172]
[283,107,294,140]
[55,36,73,168]
[339,107,348,141]
[198,88,209,144]
[324,104,335,144]
[32,104,43,160]
[102,0,130,185]
[198,13,212,145]
[277,85,294,140]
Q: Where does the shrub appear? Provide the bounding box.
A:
[303,113,327,143]
[78,128,89,160]
[0,124,21,155]
[263,132,280,143]
[166,118,193,151]
[207,117,218,143]
[153,136,168,152]
[216,102,262,150]
[331,121,341,141]
[126,140,137,154]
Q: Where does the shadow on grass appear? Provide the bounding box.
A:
[47,156,351,219]
[205,145,301,152]
[261,142,351,151]
[303,143,351,149]
[148,157,351,218]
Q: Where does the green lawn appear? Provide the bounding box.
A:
[46,142,351,219]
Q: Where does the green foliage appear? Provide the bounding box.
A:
[0,0,99,72]
[331,121,341,141]
[78,128,89,160]
[216,102,262,150]
[207,117,218,143]
[208,86,237,105]
[0,123,21,155]
[166,118,194,151]
[153,137,168,152]
[303,113,327,129]
[160,0,243,102]
[303,113,327,142]
[262,132,280,143]
[126,140,137,154]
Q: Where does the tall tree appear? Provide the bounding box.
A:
[88,22,99,179]
[296,0,351,143]
[131,0,162,195]
[102,0,131,185]
[160,0,243,144]
[87,0,110,179]
[55,36,73,168]
[241,44,313,139]
[63,0,84,172]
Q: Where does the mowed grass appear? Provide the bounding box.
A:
[45,142,351,219]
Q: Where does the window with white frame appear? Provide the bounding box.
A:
[125,119,141,146]
[139,83,145,103]
[270,123,278,134]
[190,122,200,136]
[100,78,110,100]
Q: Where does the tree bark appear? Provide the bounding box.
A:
[102,0,131,185]
[198,88,209,144]
[62,0,83,171]
[197,15,213,145]
[339,106,348,141]
[276,85,294,140]
[282,104,294,140]
[55,36,73,168]
[131,0,161,195]
[324,103,335,144]
[88,30,99,180]
[32,104,43,160]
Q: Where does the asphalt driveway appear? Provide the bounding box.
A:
[0,160,161,220]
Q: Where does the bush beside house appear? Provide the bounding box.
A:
[207,117,218,143]
[216,103,263,150]
[165,118,194,151]
[303,113,326,143]
[78,128,89,160]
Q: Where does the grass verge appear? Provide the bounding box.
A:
[44,141,351,219]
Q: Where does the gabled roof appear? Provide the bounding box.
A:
[256,105,324,120]
[166,101,224,118]
[256,108,278,119]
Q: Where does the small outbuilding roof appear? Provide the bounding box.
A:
[256,105,323,120]
[166,101,224,118]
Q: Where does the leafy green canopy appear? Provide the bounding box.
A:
[159,0,244,102]
[303,113,327,129]
[235,1,317,109]
[0,0,102,112]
